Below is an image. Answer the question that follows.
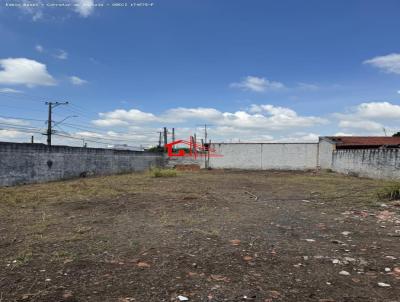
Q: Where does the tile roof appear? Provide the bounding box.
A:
[323,136,400,149]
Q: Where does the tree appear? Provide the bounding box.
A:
[392,132,400,137]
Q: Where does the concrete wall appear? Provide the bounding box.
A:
[165,155,205,169]
[0,142,164,186]
[318,139,335,169]
[210,143,318,170]
[332,149,400,179]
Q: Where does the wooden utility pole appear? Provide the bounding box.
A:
[45,101,68,146]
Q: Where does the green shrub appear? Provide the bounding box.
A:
[376,184,400,200]
[149,167,177,178]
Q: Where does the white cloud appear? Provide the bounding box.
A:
[220,105,326,130]
[334,132,354,137]
[92,105,326,134]
[206,128,319,143]
[73,0,95,17]
[364,53,400,74]
[0,117,29,126]
[350,101,400,119]
[100,109,157,122]
[230,76,285,92]
[0,87,22,93]
[163,107,221,122]
[0,129,24,139]
[69,76,88,85]
[54,49,68,60]
[338,120,383,132]
[0,58,56,87]
[93,109,158,127]
[35,44,44,53]
[334,101,400,135]
[76,131,104,138]
[272,133,319,143]
[297,82,319,91]
[92,119,130,127]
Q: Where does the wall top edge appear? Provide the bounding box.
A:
[212,142,318,145]
[0,141,162,155]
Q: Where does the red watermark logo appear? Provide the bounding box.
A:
[165,138,222,159]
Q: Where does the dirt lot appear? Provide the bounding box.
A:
[0,170,400,302]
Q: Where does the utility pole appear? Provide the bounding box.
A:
[31,136,34,144]
[207,139,211,169]
[190,136,194,157]
[172,128,175,151]
[204,124,208,168]
[158,131,162,148]
[45,101,68,146]
[194,133,197,158]
[163,127,168,151]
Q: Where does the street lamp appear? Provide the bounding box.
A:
[53,115,78,127]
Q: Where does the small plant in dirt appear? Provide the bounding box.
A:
[149,167,177,178]
[376,183,400,200]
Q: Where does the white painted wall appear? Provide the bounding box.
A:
[210,144,262,169]
[332,149,400,179]
[164,140,400,180]
[318,139,335,169]
[210,143,318,170]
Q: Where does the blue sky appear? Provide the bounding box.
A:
[0,0,400,147]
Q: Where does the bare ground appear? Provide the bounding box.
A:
[0,170,399,302]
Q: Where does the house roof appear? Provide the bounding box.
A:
[322,136,400,149]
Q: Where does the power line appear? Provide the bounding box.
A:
[45,101,69,146]
[0,115,46,122]
[52,132,141,148]
[0,125,44,134]
[60,122,156,135]
[0,115,154,142]
[53,133,109,146]
[57,130,148,144]
[63,105,97,121]
[0,94,161,147]
[0,122,44,131]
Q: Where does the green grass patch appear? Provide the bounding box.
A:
[376,183,400,200]
[149,167,177,178]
